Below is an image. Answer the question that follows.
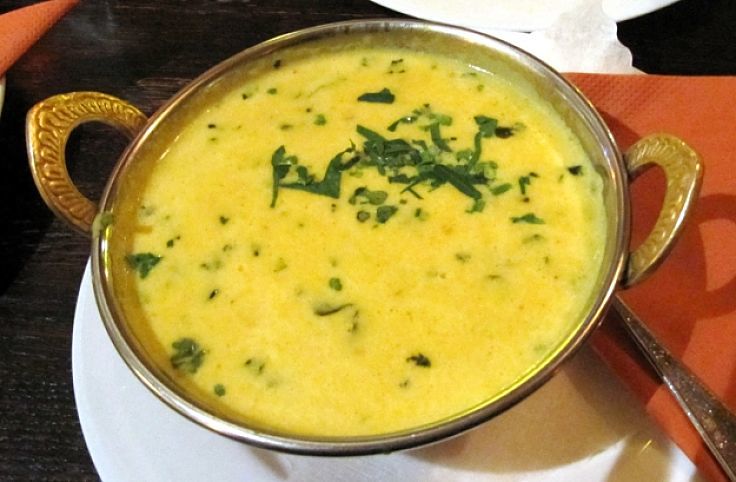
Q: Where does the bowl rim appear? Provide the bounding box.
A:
[91,18,628,455]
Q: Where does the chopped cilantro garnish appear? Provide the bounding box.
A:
[357,88,395,103]
[245,358,266,375]
[349,187,388,206]
[208,289,219,300]
[214,384,226,396]
[466,198,485,213]
[219,215,229,225]
[511,213,545,224]
[170,338,205,374]
[270,146,359,206]
[387,115,418,132]
[518,173,539,195]
[428,122,451,152]
[267,87,277,95]
[329,277,343,291]
[407,353,431,367]
[314,114,327,125]
[376,205,399,224]
[490,183,512,196]
[567,165,583,176]
[126,253,162,279]
[314,303,352,316]
[432,165,482,200]
[356,210,370,222]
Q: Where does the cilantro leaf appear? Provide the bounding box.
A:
[357,88,395,103]
[126,253,162,279]
[170,338,205,374]
[376,205,399,223]
[511,213,545,224]
[431,164,482,200]
[407,353,431,367]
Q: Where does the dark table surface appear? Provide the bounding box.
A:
[1,0,735,479]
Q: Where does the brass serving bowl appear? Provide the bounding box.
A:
[26,19,701,455]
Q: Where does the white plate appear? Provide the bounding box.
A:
[369,0,682,31]
[72,262,705,482]
[0,76,5,117]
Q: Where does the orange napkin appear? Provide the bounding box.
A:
[0,0,78,76]
[566,73,736,482]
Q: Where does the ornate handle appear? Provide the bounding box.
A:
[26,92,147,235]
[622,134,703,288]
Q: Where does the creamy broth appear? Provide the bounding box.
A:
[109,47,606,436]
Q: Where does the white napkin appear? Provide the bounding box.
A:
[483,2,638,73]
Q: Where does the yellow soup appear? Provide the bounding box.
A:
[109,46,606,437]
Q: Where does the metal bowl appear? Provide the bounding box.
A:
[26,19,701,455]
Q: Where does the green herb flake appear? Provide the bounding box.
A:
[376,205,399,224]
[567,165,583,176]
[519,176,531,195]
[314,114,327,126]
[214,384,226,396]
[490,183,512,196]
[466,198,485,213]
[388,58,405,74]
[245,358,266,375]
[432,164,482,200]
[357,88,395,104]
[93,211,114,232]
[274,258,288,272]
[274,147,359,204]
[126,253,162,279]
[455,252,471,262]
[524,233,545,243]
[170,338,205,374]
[329,277,343,291]
[273,59,282,69]
[349,187,388,206]
[356,210,371,223]
[314,303,352,316]
[428,122,452,152]
[407,353,431,367]
[219,215,230,225]
[207,123,216,129]
[166,239,175,248]
[511,213,545,224]
[208,289,219,300]
[267,87,278,95]
[495,127,514,138]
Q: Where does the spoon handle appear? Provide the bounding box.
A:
[612,296,736,481]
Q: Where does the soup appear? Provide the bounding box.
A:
[108,45,606,436]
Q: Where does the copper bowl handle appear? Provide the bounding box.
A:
[26,92,147,235]
[621,134,703,288]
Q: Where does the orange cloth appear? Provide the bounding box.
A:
[0,0,78,76]
[567,73,736,482]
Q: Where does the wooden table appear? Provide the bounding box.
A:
[1,0,734,478]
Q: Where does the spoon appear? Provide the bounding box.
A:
[612,296,736,481]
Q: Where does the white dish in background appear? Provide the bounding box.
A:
[368,0,682,32]
[72,263,705,482]
[0,76,5,117]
